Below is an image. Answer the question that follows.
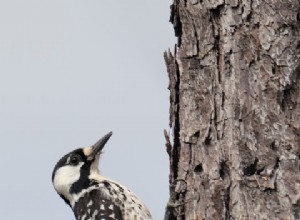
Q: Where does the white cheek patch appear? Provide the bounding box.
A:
[53,162,83,201]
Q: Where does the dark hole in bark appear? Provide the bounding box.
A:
[204,128,212,145]
[194,164,203,173]
[274,157,280,170]
[270,141,276,150]
[219,160,227,179]
[211,5,222,18]
[272,65,276,74]
[221,91,225,107]
[243,158,258,176]
[204,135,212,145]
[194,131,200,138]
[263,188,276,193]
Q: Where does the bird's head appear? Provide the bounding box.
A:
[52,132,112,206]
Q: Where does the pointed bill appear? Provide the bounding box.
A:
[87,131,113,161]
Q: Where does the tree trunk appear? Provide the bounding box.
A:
[164,0,300,219]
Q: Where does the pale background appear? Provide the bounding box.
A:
[0,0,175,219]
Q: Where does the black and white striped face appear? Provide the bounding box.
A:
[52,132,112,206]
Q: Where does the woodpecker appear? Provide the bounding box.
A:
[52,132,152,220]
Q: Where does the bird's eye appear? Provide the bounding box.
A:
[69,155,82,165]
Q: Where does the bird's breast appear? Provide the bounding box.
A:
[72,179,152,220]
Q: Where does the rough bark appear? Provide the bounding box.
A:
[164,0,300,219]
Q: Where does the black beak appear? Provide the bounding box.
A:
[88,131,113,161]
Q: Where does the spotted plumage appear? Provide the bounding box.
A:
[52,132,152,220]
[74,189,122,220]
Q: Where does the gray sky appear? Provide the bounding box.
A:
[0,0,175,219]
